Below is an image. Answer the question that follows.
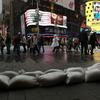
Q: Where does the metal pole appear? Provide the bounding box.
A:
[36,0,39,35]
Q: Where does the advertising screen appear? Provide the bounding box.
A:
[51,13,63,25]
[24,9,67,28]
[94,2,100,20]
[25,9,37,26]
[86,1,100,34]
[53,0,75,11]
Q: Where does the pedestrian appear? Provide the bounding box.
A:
[5,32,11,54]
[67,37,73,51]
[31,34,40,55]
[89,32,97,55]
[38,35,45,53]
[27,35,31,51]
[12,32,21,56]
[21,35,27,53]
[79,28,88,55]
[51,34,59,53]
[59,38,65,52]
[0,33,5,55]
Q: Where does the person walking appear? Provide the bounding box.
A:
[13,32,21,56]
[21,35,27,53]
[79,29,88,55]
[0,33,5,55]
[31,34,40,55]
[5,32,11,54]
[38,35,45,53]
[89,32,97,55]
[51,34,59,53]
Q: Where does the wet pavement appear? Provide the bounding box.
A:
[0,46,100,72]
[0,46,100,100]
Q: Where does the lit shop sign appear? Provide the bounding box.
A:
[25,9,37,26]
[24,9,67,28]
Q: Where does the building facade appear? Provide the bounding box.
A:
[1,0,84,37]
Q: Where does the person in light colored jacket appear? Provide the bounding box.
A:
[51,34,59,53]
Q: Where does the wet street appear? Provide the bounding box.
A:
[0,46,100,100]
[0,46,100,72]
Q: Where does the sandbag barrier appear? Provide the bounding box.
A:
[0,63,100,90]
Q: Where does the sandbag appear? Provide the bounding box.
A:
[87,63,100,70]
[9,75,39,89]
[44,69,63,74]
[66,71,85,84]
[38,71,66,86]
[64,67,84,73]
[0,75,9,89]
[23,71,44,77]
[85,69,100,82]
[0,71,18,79]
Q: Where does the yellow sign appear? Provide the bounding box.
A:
[31,27,38,32]
[85,1,100,33]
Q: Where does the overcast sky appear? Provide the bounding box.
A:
[0,0,2,14]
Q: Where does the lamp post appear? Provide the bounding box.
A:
[36,0,40,35]
[32,0,40,35]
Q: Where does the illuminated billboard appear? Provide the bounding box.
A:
[24,9,67,28]
[86,1,100,33]
[94,2,100,19]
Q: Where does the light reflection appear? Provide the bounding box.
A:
[93,52,100,61]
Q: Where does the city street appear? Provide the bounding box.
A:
[0,46,100,100]
[0,0,100,99]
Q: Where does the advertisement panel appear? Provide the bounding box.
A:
[51,13,63,25]
[25,9,37,26]
[92,1,100,33]
[39,11,51,26]
[94,2,100,19]
[24,9,67,28]
[86,1,100,34]
[54,0,75,11]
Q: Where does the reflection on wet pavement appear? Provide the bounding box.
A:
[0,46,100,72]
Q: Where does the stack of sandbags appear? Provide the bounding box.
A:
[0,63,100,90]
[85,63,100,82]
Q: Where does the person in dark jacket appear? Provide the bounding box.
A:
[0,33,5,55]
[38,35,45,53]
[89,32,97,55]
[13,33,21,56]
[79,29,88,55]
[5,32,11,54]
